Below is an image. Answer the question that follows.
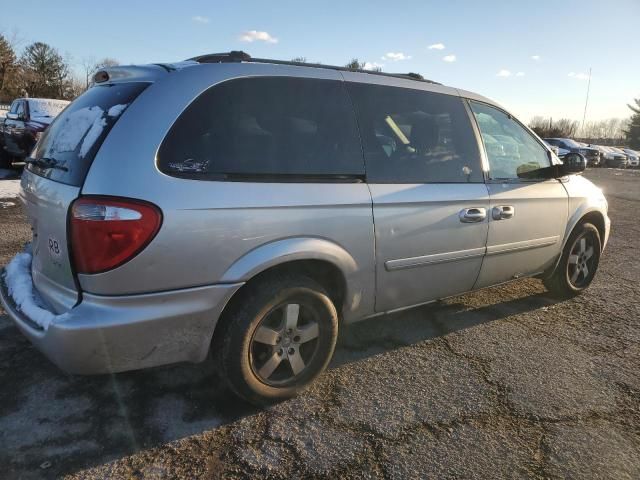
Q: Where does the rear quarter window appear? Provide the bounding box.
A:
[157,76,364,181]
[28,82,148,186]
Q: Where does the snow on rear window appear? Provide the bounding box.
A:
[28,82,149,186]
[107,104,127,117]
[27,99,69,119]
[44,106,106,158]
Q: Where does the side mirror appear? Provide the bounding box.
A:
[559,152,586,175]
[6,112,18,120]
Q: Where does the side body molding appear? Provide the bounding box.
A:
[220,237,372,322]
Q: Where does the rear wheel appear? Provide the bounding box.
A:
[218,274,339,405]
[0,148,11,169]
[544,222,601,298]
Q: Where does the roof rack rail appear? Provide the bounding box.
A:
[187,51,441,85]
[187,51,252,63]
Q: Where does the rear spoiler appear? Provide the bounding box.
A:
[93,64,170,85]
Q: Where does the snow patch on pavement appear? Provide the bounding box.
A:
[3,248,69,330]
[0,179,21,198]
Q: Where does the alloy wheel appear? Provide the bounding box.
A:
[567,232,597,288]
[249,302,321,386]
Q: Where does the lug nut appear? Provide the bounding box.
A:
[277,348,284,356]
[293,335,300,342]
[288,347,295,355]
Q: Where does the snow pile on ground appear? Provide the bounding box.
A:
[0,179,20,198]
[3,248,69,330]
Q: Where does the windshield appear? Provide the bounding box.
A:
[27,99,69,119]
[28,82,148,186]
[561,138,581,148]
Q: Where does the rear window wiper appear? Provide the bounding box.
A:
[26,157,69,172]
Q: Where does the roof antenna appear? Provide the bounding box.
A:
[580,67,592,136]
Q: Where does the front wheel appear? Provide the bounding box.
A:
[218,274,339,405]
[544,222,601,298]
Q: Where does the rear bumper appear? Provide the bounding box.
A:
[1,273,242,374]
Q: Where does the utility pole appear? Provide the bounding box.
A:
[581,67,592,136]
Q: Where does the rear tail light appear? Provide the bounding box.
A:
[70,197,162,274]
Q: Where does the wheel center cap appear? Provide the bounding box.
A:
[282,336,292,347]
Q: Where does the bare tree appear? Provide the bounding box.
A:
[529,117,578,138]
[79,57,119,90]
[80,56,97,89]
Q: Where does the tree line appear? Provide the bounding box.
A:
[528,116,631,144]
[2,38,639,149]
[0,33,117,102]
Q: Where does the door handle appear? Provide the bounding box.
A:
[459,207,487,223]
[492,205,515,220]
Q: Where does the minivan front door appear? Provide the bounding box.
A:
[345,78,489,312]
[468,101,568,288]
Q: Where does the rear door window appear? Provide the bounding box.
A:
[28,82,148,186]
[346,82,483,183]
[157,77,364,180]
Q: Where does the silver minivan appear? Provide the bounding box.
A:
[0,52,610,404]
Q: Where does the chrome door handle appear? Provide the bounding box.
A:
[492,205,515,220]
[459,207,487,223]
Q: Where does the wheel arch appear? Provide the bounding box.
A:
[546,207,607,279]
[214,237,362,335]
[564,208,606,252]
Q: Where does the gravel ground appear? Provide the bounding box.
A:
[0,168,639,479]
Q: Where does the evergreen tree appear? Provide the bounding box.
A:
[624,98,640,149]
[0,34,16,96]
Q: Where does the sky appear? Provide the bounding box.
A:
[2,0,639,122]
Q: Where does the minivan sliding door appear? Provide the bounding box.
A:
[345,78,489,312]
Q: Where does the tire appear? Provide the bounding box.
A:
[0,147,11,169]
[543,222,601,298]
[217,274,339,405]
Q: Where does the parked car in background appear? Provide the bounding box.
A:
[0,52,611,405]
[594,146,627,168]
[622,148,639,168]
[543,140,569,157]
[544,138,600,166]
[0,98,69,168]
